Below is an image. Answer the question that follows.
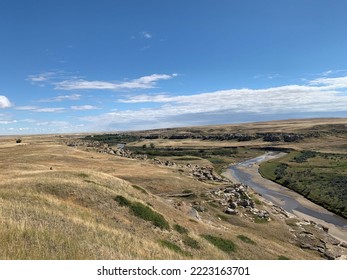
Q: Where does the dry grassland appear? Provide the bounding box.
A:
[0,127,327,259]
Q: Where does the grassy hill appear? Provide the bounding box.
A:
[0,135,319,260]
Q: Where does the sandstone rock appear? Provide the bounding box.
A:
[225,208,238,215]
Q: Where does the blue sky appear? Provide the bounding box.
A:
[0,0,347,135]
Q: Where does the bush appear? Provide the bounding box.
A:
[16,139,22,143]
[201,234,236,253]
[183,236,200,249]
[173,224,189,234]
[159,240,186,255]
[237,235,256,244]
[130,202,170,230]
[114,195,131,207]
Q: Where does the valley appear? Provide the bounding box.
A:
[0,118,346,260]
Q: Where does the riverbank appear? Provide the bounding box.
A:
[222,152,347,244]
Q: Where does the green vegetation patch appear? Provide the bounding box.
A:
[130,202,170,230]
[237,235,256,245]
[131,185,148,194]
[183,236,201,249]
[201,234,236,253]
[293,150,317,163]
[173,224,189,234]
[174,157,201,161]
[114,196,169,230]
[159,240,187,255]
[254,216,269,224]
[84,134,139,144]
[77,173,89,178]
[114,195,132,207]
[260,151,347,218]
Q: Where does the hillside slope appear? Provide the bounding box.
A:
[0,136,321,259]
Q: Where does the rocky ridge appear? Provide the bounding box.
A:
[65,140,228,183]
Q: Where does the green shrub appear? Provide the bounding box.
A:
[237,235,256,244]
[130,202,170,230]
[201,234,236,253]
[159,240,186,255]
[114,195,131,207]
[174,224,189,234]
[254,216,269,224]
[16,139,22,143]
[183,236,200,249]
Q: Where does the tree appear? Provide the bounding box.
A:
[150,143,155,149]
[142,144,147,149]
[16,139,22,143]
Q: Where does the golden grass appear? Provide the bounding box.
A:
[0,135,322,260]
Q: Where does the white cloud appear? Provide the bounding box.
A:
[83,76,347,130]
[35,107,65,113]
[15,106,39,110]
[40,94,81,102]
[319,69,347,77]
[26,72,57,86]
[54,73,176,91]
[15,106,65,113]
[141,31,152,39]
[27,72,55,82]
[309,76,347,89]
[71,105,100,110]
[0,96,11,108]
[0,120,17,124]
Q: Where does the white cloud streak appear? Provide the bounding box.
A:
[0,120,17,124]
[27,72,56,83]
[0,96,11,108]
[141,31,152,39]
[71,105,100,110]
[54,73,177,91]
[82,76,347,130]
[15,106,65,113]
[39,94,81,102]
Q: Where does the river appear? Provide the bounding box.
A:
[224,152,347,243]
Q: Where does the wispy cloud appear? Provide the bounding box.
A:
[0,120,17,124]
[15,106,65,113]
[141,31,152,39]
[39,94,81,102]
[254,73,281,80]
[15,106,39,111]
[35,107,65,113]
[319,69,347,77]
[0,96,12,108]
[26,72,57,86]
[83,75,347,131]
[71,105,100,110]
[27,71,81,87]
[309,76,347,89]
[54,73,177,91]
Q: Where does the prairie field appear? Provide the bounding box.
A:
[1,118,346,259]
